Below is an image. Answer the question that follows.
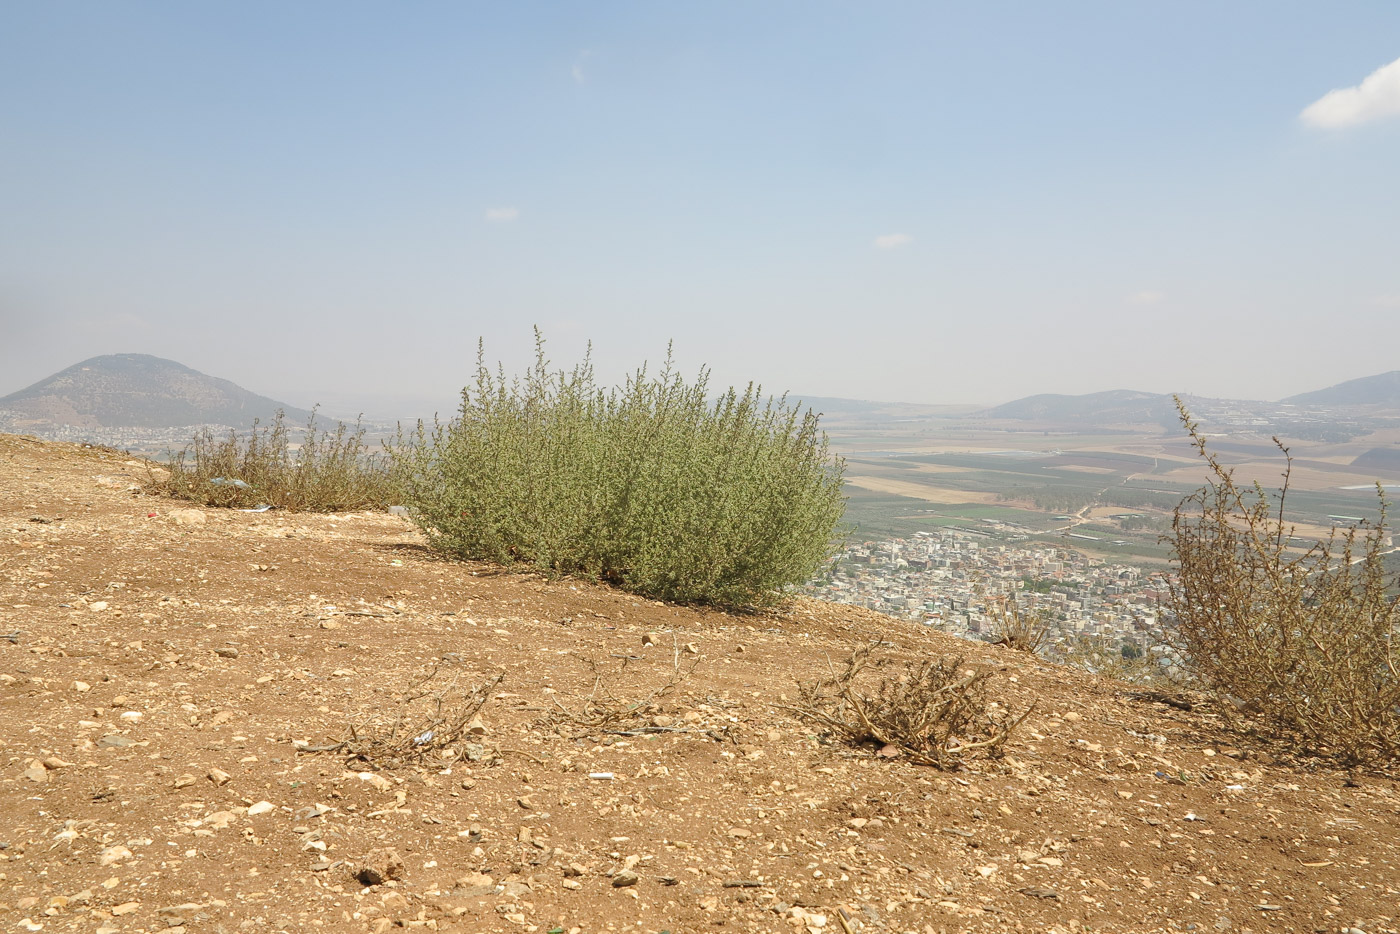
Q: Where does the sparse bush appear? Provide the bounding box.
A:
[391,333,846,608]
[307,664,503,770]
[789,643,1030,768]
[987,595,1051,654]
[152,408,397,512]
[547,639,699,732]
[1169,398,1400,767]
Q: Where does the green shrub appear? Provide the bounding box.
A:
[1169,397,1400,767]
[391,334,846,607]
[152,408,397,512]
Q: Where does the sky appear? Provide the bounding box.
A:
[2,2,1399,417]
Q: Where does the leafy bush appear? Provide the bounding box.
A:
[153,409,397,512]
[392,335,846,607]
[1169,398,1400,767]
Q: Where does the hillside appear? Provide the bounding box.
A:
[1283,370,1400,407]
[982,390,1179,427]
[0,354,311,430]
[2,433,1398,933]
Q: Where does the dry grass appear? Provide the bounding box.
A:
[788,643,1031,768]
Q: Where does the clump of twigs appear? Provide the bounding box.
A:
[313,664,504,769]
[987,595,1051,655]
[790,644,1031,768]
[549,638,699,732]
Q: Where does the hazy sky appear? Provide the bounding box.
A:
[3,3,1399,417]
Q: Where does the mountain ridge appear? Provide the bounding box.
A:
[0,353,312,429]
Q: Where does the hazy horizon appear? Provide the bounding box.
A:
[3,4,1398,414]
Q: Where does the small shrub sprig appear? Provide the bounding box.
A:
[391,332,846,608]
[1169,397,1400,767]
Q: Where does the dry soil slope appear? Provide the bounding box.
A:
[1,433,1397,934]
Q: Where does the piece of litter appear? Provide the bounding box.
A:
[589,772,615,780]
[210,477,252,489]
[413,731,434,745]
[240,504,273,513]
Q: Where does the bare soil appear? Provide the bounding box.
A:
[2,434,1397,934]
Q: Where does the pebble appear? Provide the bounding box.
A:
[208,768,232,785]
[214,646,239,659]
[247,801,275,816]
[611,869,640,888]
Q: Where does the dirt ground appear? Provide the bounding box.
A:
[2,433,1398,934]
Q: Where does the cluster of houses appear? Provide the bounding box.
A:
[807,530,1173,658]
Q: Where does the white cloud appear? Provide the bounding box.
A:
[572,50,593,84]
[485,207,519,223]
[873,233,912,250]
[1300,55,1400,128]
[1128,290,1166,305]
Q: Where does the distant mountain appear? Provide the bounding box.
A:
[1282,371,1400,407]
[0,354,312,429]
[982,390,1178,426]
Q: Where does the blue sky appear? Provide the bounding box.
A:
[2,2,1398,415]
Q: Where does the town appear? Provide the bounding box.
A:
[806,529,1172,663]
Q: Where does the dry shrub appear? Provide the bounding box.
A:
[308,665,503,769]
[152,408,397,512]
[1057,635,1168,686]
[549,640,699,732]
[790,643,1030,768]
[987,596,1051,655]
[1170,398,1400,767]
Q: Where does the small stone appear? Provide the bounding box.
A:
[157,904,203,923]
[119,711,143,722]
[99,845,133,866]
[99,735,132,748]
[355,847,406,886]
[562,878,581,890]
[611,869,640,888]
[563,863,587,878]
[641,632,658,646]
[89,601,109,612]
[247,801,275,816]
[21,760,48,782]
[208,768,231,785]
[1062,711,1082,722]
[173,774,196,789]
[727,827,751,839]
[73,681,91,693]
[684,642,699,654]
[319,620,341,630]
[847,818,868,829]
[168,509,206,526]
[214,646,239,659]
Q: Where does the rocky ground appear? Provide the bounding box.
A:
[1,432,1397,934]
